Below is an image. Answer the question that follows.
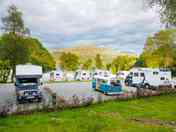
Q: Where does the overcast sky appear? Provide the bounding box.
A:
[0,0,162,54]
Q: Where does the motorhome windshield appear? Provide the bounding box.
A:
[16,78,38,86]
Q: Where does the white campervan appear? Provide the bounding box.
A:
[128,68,172,88]
[50,70,64,81]
[74,70,91,81]
[93,70,114,79]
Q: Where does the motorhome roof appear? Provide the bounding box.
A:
[16,64,42,77]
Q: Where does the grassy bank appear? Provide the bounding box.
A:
[1,94,176,132]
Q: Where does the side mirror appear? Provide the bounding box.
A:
[40,82,43,86]
[14,82,17,86]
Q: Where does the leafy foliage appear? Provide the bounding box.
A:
[0,60,11,83]
[0,33,29,81]
[82,59,93,70]
[1,4,30,35]
[139,29,176,75]
[24,37,56,72]
[140,29,176,67]
[148,0,176,27]
[111,55,137,74]
[59,52,80,71]
[95,54,104,69]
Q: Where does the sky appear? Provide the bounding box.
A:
[0,0,162,54]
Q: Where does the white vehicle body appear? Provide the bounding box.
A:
[93,69,114,78]
[117,71,129,80]
[65,72,75,81]
[15,64,43,102]
[129,68,172,87]
[50,70,64,81]
[16,64,42,77]
[42,72,51,82]
[74,70,91,80]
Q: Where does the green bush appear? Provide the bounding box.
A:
[0,60,11,83]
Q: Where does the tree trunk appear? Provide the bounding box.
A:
[11,65,16,83]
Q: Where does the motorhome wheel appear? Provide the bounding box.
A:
[145,84,150,89]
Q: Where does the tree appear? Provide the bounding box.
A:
[140,29,176,69]
[111,55,136,74]
[0,5,30,82]
[0,33,29,81]
[1,4,30,35]
[24,37,56,72]
[82,59,93,70]
[147,0,176,27]
[0,60,11,83]
[59,52,80,71]
[95,54,104,69]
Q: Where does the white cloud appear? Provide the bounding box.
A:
[0,0,161,53]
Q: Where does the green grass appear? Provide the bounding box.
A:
[1,94,176,132]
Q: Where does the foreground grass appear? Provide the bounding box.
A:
[1,94,176,132]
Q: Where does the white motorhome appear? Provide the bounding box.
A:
[126,68,172,88]
[15,64,43,102]
[74,70,91,81]
[50,70,64,81]
[93,69,114,79]
[117,71,129,80]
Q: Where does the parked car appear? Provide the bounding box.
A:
[92,76,123,95]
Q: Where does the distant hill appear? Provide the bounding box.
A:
[51,45,137,66]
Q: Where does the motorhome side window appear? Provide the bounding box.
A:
[140,73,145,77]
[153,71,159,75]
[134,72,138,77]
[160,77,165,80]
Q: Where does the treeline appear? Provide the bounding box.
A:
[137,29,176,76]
[0,5,55,82]
[59,52,137,74]
[59,28,176,76]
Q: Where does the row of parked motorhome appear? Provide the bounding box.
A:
[14,64,176,103]
[42,69,114,82]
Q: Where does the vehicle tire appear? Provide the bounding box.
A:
[37,98,42,103]
[144,84,150,89]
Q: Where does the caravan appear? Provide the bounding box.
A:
[93,70,114,79]
[50,70,64,81]
[74,70,91,81]
[125,68,172,88]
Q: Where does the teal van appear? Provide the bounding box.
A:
[92,76,123,95]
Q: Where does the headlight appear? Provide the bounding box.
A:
[24,92,29,96]
[18,91,24,96]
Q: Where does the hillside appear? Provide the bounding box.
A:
[52,45,137,66]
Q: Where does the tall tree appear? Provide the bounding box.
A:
[1,4,30,35]
[111,55,136,74]
[147,0,176,27]
[0,33,29,81]
[82,59,93,70]
[139,29,176,69]
[0,5,30,81]
[95,54,104,69]
[59,52,80,71]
